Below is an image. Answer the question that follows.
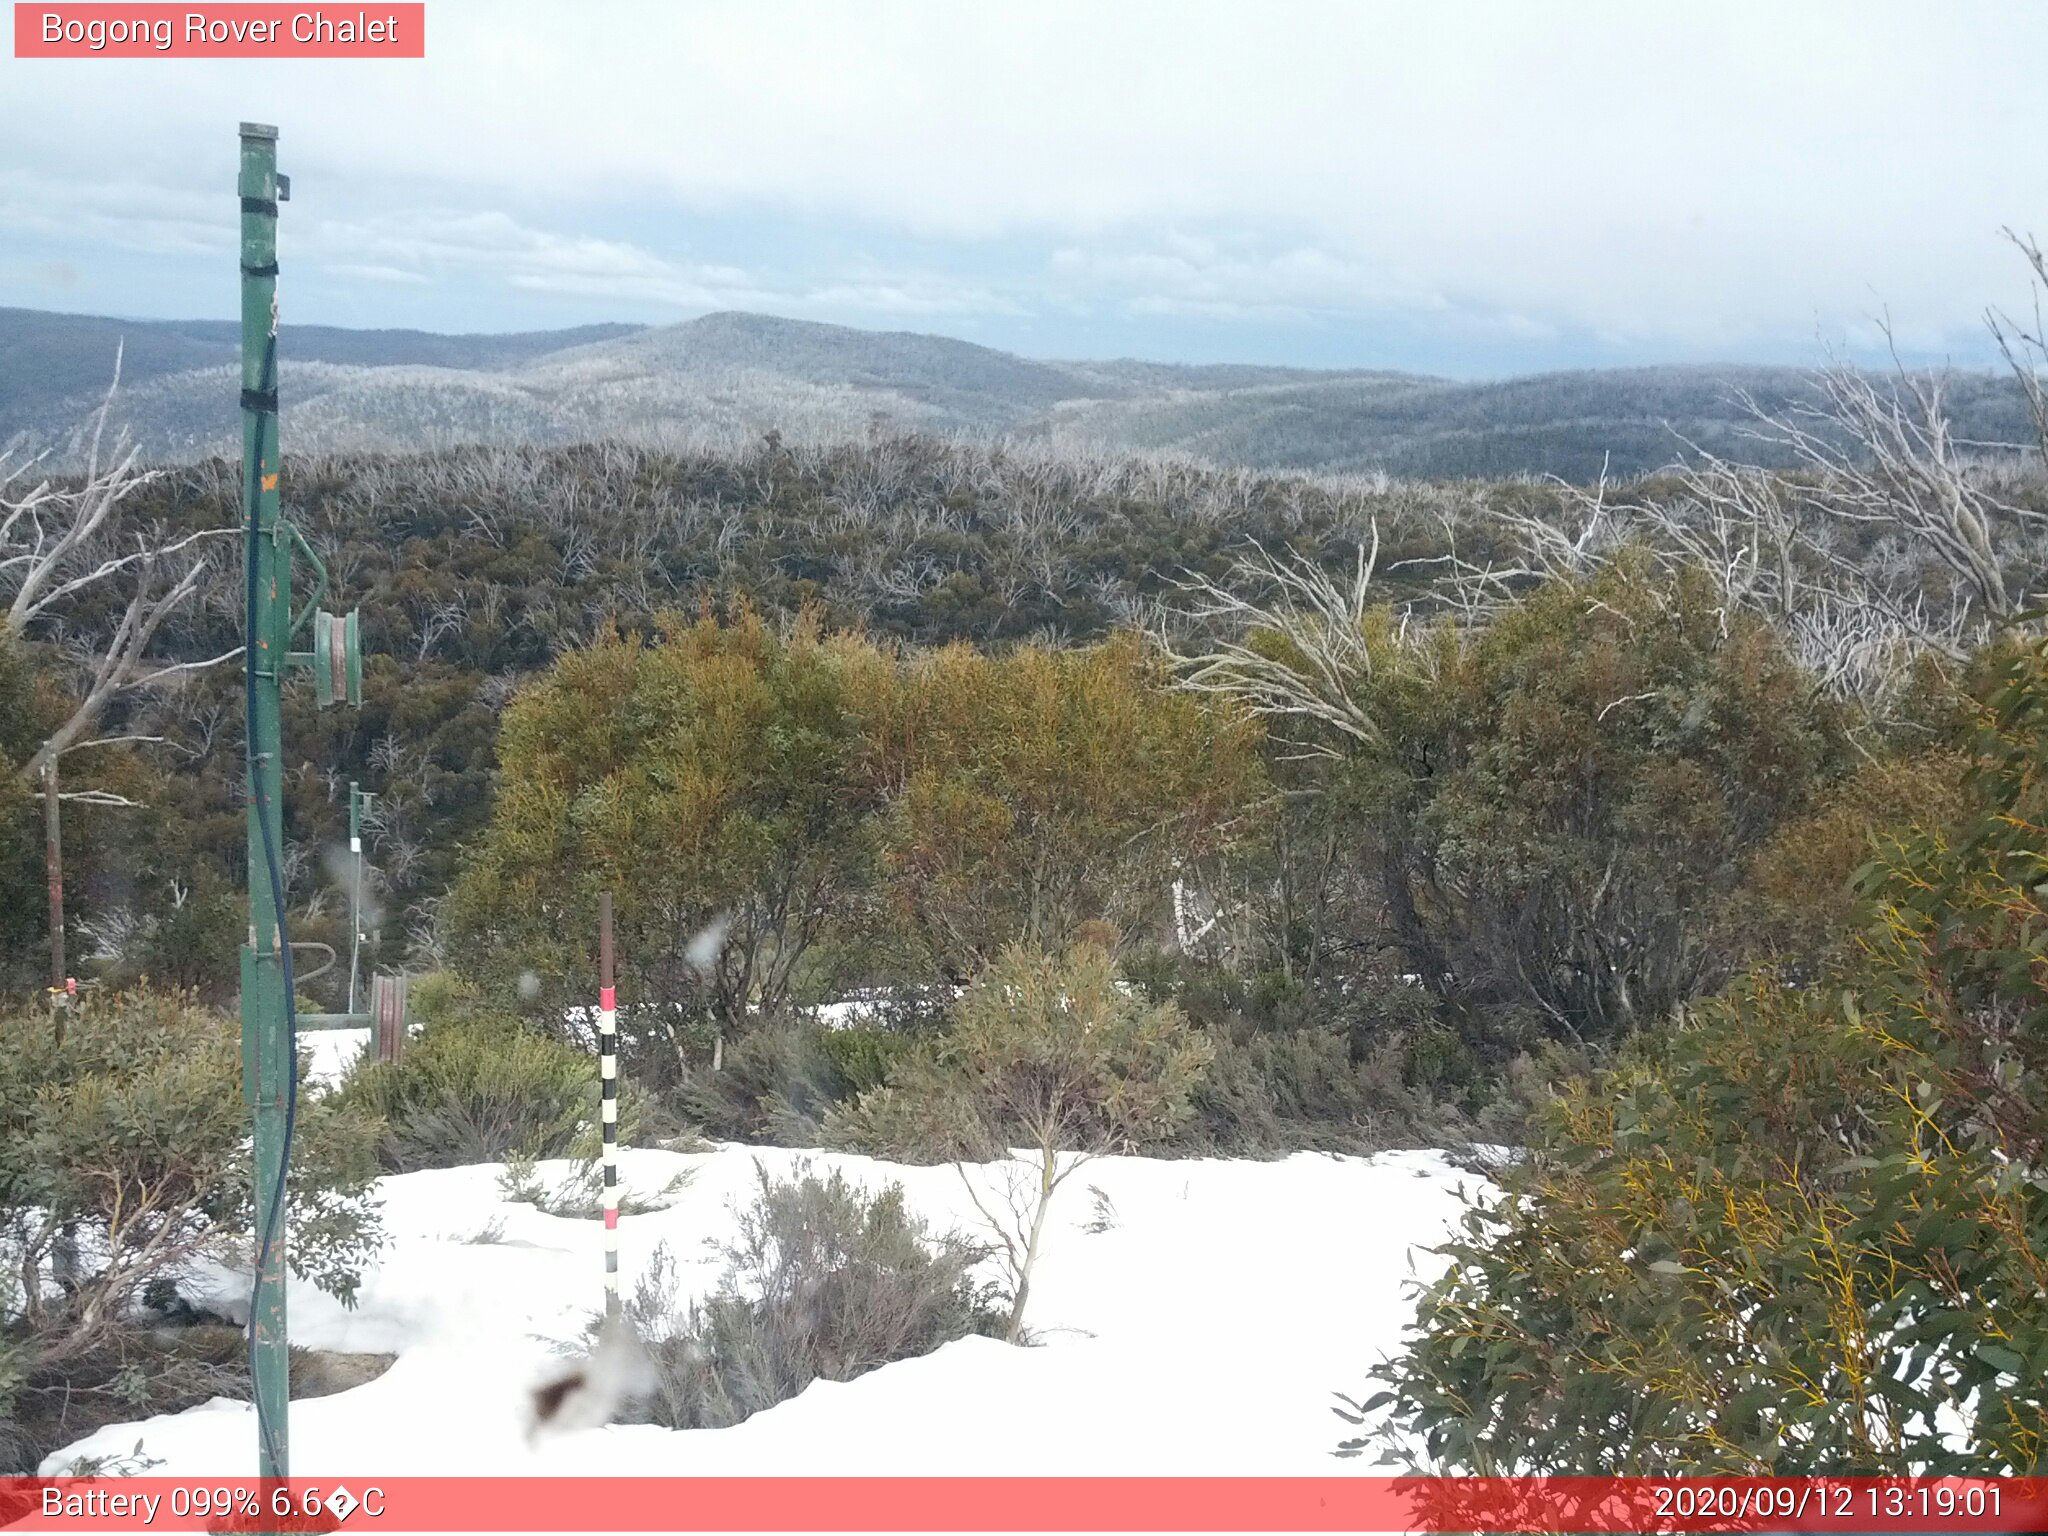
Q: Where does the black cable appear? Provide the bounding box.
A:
[243,325,299,1479]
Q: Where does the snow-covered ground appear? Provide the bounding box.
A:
[302,1027,370,1091]
[46,1142,1481,1477]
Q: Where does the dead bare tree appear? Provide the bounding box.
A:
[1425,241,2048,710]
[1988,228,2048,472]
[3,359,239,785]
[1161,525,1393,760]
[1736,348,2044,631]
[1445,348,2043,718]
[2,361,238,978]
[415,594,470,661]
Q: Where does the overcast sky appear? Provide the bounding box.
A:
[3,1,2045,376]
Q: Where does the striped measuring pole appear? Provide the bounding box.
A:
[598,891,621,1320]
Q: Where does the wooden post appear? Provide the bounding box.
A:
[373,972,408,1063]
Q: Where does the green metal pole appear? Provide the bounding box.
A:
[237,119,291,1482]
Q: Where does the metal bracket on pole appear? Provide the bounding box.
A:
[309,608,364,708]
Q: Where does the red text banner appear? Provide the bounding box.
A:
[0,1476,2044,1533]
[13,5,425,58]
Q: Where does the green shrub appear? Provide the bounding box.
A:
[814,1025,914,1096]
[628,1162,1002,1429]
[1130,954,1521,1156]
[334,976,624,1171]
[833,944,1211,1337]
[675,1021,914,1145]
[1368,637,2048,1475]
[1171,1028,1426,1156]
[1736,746,1971,977]
[0,988,380,1470]
[1181,554,1849,1046]
[680,1022,836,1143]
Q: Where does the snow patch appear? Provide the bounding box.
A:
[48,1144,1481,1476]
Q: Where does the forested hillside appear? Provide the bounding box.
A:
[6,305,2034,482]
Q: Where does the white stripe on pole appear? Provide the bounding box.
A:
[598,892,621,1320]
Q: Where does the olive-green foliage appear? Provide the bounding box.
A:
[443,605,885,1086]
[815,1024,916,1096]
[1122,949,1552,1155]
[870,632,1266,978]
[333,975,625,1171]
[0,636,195,1000]
[0,637,47,993]
[678,1022,912,1145]
[1353,556,1847,1044]
[0,1336,31,1473]
[1370,636,2048,1475]
[833,944,1213,1338]
[1173,1029,1431,1157]
[0,989,381,1464]
[1737,746,1972,978]
[836,944,1215,1165]
[75,435,1396,994]
[1120,955,1451,1155]
[445,609,1261,1094]
[629,1162,1003,1430]
[110,863,245,1003]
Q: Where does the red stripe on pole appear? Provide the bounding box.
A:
[2,1478,2043,1532]
[604,1207,619,1230]
[599,986,615,1012]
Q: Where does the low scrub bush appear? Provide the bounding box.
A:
[1128,956,1543,1157]
[0,988,380,1471]
[498,1155,692,1218]
[1176,1024,1595,1161]
[830,944,1210,1338]
[1172,1028,1429,1155]
[334,976,625,1171]
[814,1025,915,1095]
[675,1021,911,1144]
[628,1162,1002,1429]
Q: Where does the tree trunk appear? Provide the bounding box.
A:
[1005,1147,1060,1343]
[43,759,64,988]
[40,772,80,1305]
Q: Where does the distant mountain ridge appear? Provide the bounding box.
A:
[0,305,2029,482]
